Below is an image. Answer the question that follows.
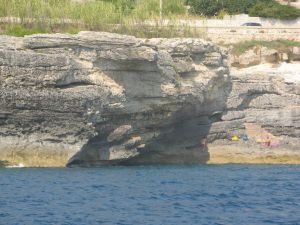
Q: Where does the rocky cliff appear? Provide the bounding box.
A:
[0,32,230,167]
[210,64,300,143]
[0,32,299,167]
[208,63,300,164]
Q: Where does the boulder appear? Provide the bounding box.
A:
[237,48,261,67]
[261,47,279,63]
[291,46,300,61]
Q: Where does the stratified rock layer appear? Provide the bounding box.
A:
[1,32,299,167]
[0,32,230,166]
[210,65,300,150]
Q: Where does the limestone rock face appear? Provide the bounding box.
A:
[231,46,295,67]
[260,47,279,64]
[210,65,300,150]
[235,48,261,67]
[0,32,230,166]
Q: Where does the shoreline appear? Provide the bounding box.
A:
[208,143,300,165]
[1,145,300,168]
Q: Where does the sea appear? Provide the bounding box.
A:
[0,165,300,225]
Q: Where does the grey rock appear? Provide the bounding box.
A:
[107,125,132,143]
[0,32,229,166]
[210,67,300,148]
[237,48,261,67]
[1,32,298,167]
[232,46,281,67]
[261,47,279,63]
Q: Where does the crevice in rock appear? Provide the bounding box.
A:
[237,92,281,110]
[55,82,94,89]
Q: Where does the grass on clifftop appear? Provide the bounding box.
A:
[0,0,299,37]
[231,40,300,55]
[0,0,202,38]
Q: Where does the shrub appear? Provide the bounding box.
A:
[187,0,300,19]
[186,0,259,16]
[222,0,257,14]
[249,2,300,20]
[186,0,222,16]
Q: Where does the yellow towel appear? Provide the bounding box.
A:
[231,136,239,141]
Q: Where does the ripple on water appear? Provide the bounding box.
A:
[0,165,300,225]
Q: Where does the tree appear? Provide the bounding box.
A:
[249,1,300,20]
[186,0,221,16]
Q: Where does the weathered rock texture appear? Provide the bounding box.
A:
[1,32,299,167]
[210,66,300,150]
[0,32,230,167]
[231,46,300,68]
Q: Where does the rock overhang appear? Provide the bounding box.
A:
[1,32,230,167]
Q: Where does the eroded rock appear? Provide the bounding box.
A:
[292,47,300,61]
[0,32,230,166]
[210,65,300,150]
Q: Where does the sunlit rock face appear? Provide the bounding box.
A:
[210,65,300,150]
[0,32,230,167]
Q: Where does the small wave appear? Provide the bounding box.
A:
[6,163,25,168]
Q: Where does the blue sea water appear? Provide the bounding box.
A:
[0,165,300,225]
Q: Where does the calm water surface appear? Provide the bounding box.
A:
[0,165,300,225]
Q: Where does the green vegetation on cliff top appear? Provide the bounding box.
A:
[0,0,194,37]
[0,0,299,37]
[187,0,300,20]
